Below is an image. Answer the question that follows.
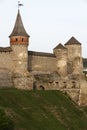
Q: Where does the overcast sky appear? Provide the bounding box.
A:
[0,0,87,57]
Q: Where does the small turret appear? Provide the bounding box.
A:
[65,37,83,75]
[53,43,68,77]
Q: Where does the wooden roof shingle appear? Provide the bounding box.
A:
[9,10,29,37]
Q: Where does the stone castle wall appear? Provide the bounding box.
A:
[65,44,83,75]
[0,43,86,106]
[28,54,57,73]
[28,43,83,77]
[0,8,86,106]
[0,52,13,70]
[11,45,33,89]
[36,80,80,103]
[11,45,28,74]
[53,47,68,77]
[0,45,32,89]
[32,73,87,106]
[27,42,87,106]
[0,51,13,88]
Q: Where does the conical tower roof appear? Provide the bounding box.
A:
[54,43,67,50]
[9,10,29,37]
[65,36,81,45]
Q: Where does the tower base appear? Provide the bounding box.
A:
[13,72,33,90]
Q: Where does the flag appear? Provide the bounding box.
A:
[18,1,24,8]
[18,3,24,6]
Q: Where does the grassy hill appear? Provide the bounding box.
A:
[0,89,87,130]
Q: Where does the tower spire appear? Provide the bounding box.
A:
[9,6,30,45]
[9,9,29,37]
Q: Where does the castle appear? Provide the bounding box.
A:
[0,9,87,106]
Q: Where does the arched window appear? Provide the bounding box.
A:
[40,85,45,90]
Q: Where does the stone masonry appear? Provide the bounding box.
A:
[0,9,87,106]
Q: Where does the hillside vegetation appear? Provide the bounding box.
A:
[0,89,87,130]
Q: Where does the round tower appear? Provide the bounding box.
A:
[9,9,30,75]
[53,43,68,77]
[65,37,83,76]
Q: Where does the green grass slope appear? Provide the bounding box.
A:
[0,89,87,130]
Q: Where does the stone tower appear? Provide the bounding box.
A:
[65,37,83,76]
[9,9,32,89]
[9,9,29,74]
[53,43,68,77]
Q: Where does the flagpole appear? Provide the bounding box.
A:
[18,1,20,9]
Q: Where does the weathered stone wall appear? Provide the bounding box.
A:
[0,68,13,88]
[65,44,83,75]
[0,42,86,106]
[11,45,28,74]
[65,44,82,59]
[32,72,87,106]
[28,55,57,73]
[28,49,68,77]
[0,45,33,89]
[53,48,68,77]
[0,52,13,71]
[0,52,13,87]
[79,79,87,106]
[33,73,80,103]
[11,44,33,89]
